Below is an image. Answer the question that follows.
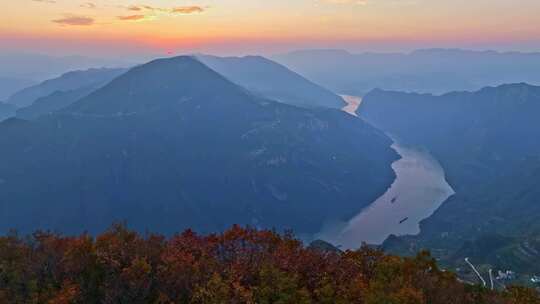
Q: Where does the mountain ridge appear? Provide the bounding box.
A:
[0,55,398,236]
[273,49,540,95]
[196,54,345,109]
[7,67,128,107]
[358,82,540,277]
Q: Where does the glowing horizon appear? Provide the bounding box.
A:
[2,0,540,56]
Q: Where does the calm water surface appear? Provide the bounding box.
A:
[318,96,455,248]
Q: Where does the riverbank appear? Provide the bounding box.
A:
[318,96,455,249]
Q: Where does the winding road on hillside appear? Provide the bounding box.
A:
[465,257,487,287]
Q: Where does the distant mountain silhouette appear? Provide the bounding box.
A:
[273,49,540,95]
[0,77,35,100]
[196,55,345,108]
[13,55,346,120]
[0,56,397,235]
[0,102,16,121]
[359,83,540,275]
[0,52,129,82]
[16,86,97,120]
[7,68,127,107]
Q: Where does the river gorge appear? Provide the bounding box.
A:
[317,96,455,248]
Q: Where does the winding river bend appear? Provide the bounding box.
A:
[320,96,455,248]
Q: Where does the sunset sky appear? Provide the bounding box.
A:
[2,0,540,57]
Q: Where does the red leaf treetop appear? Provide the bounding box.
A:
[0,224,537,303]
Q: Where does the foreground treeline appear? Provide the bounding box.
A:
[0,225,538,304]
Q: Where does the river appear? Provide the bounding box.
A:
[341,95,362,116]
[317,96,455,248]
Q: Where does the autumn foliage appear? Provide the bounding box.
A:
[0,224,537,303]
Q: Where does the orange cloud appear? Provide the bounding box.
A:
[171,6,205,14]
[117,15,147,21]
[125,4,205,14]
[52,16,94,26]
[127,5,143,11]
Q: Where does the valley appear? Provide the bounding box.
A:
[318,96,455,248]
[0,57,398,236]
[4,0,540,300]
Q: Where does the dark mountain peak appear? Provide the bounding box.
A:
[0,55,398,235]
[65,56,250,115]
